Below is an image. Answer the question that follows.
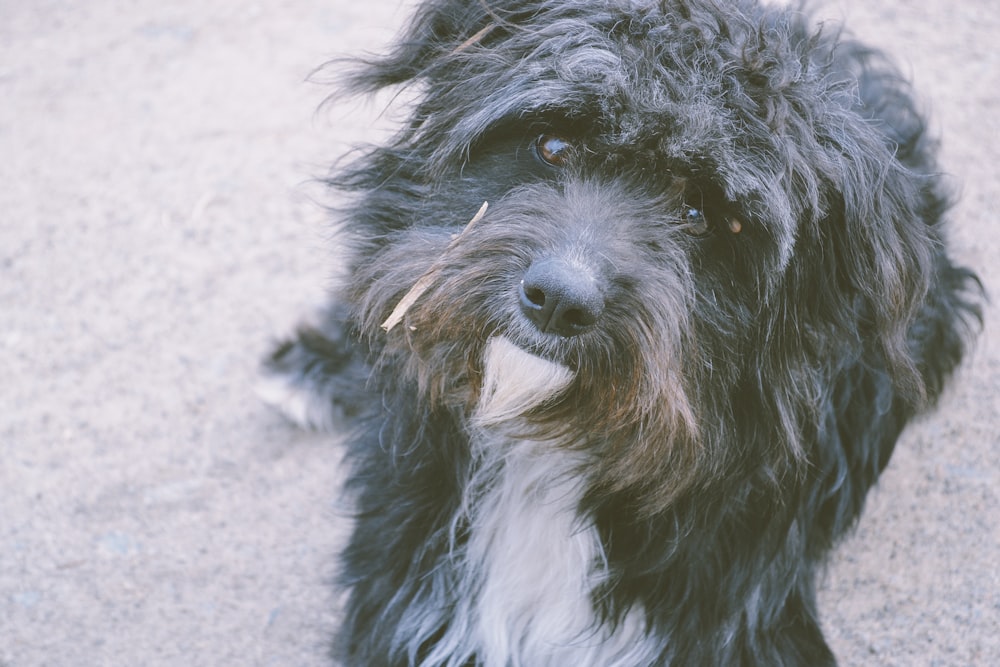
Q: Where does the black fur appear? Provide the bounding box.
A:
[263,1,982,664]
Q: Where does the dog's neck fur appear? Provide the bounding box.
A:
[423,337,658,666]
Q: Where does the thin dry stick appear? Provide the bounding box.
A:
[452,23,496,54]
[381,201,489,332]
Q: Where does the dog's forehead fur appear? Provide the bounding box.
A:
[366,0,870,261]
[412,5,832,158]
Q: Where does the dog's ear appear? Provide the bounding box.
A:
[828,144,936,402]
[807,54,944,405]
[740,31,943,405]
[344,0,512,92]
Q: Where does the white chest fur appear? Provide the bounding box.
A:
[464,438,632,667]
[423,337,656,667]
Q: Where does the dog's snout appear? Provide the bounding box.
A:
[518,258,605,337]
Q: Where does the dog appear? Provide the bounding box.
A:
[260,0,982,664]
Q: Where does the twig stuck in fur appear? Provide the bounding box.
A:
[453,23,496,54]
[381,201,489,332]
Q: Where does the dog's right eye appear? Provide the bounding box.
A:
[681,206,712,237]
[533,134,573,167]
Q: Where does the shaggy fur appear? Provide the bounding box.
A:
[262,0,982,664]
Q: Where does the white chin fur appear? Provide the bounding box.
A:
[474,336,575,426]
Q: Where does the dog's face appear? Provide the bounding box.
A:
[341,0,935,508]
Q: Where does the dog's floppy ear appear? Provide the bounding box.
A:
[344,0,510,92]
[810,52,942,404]
[829,144,935,401]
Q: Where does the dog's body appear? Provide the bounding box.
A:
[262,0,981,664]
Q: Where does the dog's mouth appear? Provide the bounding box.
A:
[493,308,594,371]
[499,323,589,374]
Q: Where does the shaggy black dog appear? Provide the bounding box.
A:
[261,0,982,664]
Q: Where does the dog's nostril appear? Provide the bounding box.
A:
[518,258,605,337]
[522,284,546,308]
[562,307,595,328]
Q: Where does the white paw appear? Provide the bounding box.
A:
[256,371,337,432]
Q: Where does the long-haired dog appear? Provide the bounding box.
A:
[261,0,982,664]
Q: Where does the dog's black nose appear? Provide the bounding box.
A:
[518,258,605,337]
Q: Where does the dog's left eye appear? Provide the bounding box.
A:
[682,206,712,236]
[533,134,573,167]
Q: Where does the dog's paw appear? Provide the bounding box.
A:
[258,307,371,432]
[256,356,341,431]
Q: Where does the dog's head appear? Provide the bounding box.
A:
[337,0,940,508]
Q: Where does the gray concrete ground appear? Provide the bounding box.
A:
[1,1,996,665]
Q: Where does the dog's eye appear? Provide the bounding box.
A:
[682,206,712,237]
[533,134,572,167]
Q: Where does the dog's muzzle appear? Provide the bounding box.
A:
[518,257,605,337]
